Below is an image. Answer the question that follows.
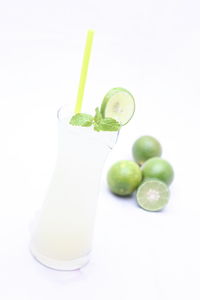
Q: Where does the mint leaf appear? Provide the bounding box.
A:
[97,118,121,131]
[69,113,93,127]
[94,107,102,124]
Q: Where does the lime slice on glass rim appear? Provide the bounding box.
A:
[136,179,169,211]
[100,88,135,125]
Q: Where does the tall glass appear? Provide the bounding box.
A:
[30,107,118,270]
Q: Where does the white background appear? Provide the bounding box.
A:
[0,0,200,299]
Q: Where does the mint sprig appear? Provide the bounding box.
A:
[95,117,121,131]
[69,108,121,132]
[69,113,93,127]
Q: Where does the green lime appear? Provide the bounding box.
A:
[136,179,169,211]
[142,157,174,185]
[107,160,142,196]
[132,135,162,165]
[100,87,135,125]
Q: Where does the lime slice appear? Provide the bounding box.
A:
[100,88,135,125]
[136,179,169,211]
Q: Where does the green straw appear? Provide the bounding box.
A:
[74,29,95,114]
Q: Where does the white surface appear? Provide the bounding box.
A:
[0,0,200,299]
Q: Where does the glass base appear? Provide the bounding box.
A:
[30,245,90,271]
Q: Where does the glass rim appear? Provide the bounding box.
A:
[57,106,71,122]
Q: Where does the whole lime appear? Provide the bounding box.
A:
[132,135,162,165]
[107,160,142,196]
[142,157,174,185]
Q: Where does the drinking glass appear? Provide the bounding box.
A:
[30,106,118,270]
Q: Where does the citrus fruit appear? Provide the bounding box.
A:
[107,160,142,196]
[100,87,135,125]
[136,179,169,211]
[132,135,162,165]
[142,157,174,185]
